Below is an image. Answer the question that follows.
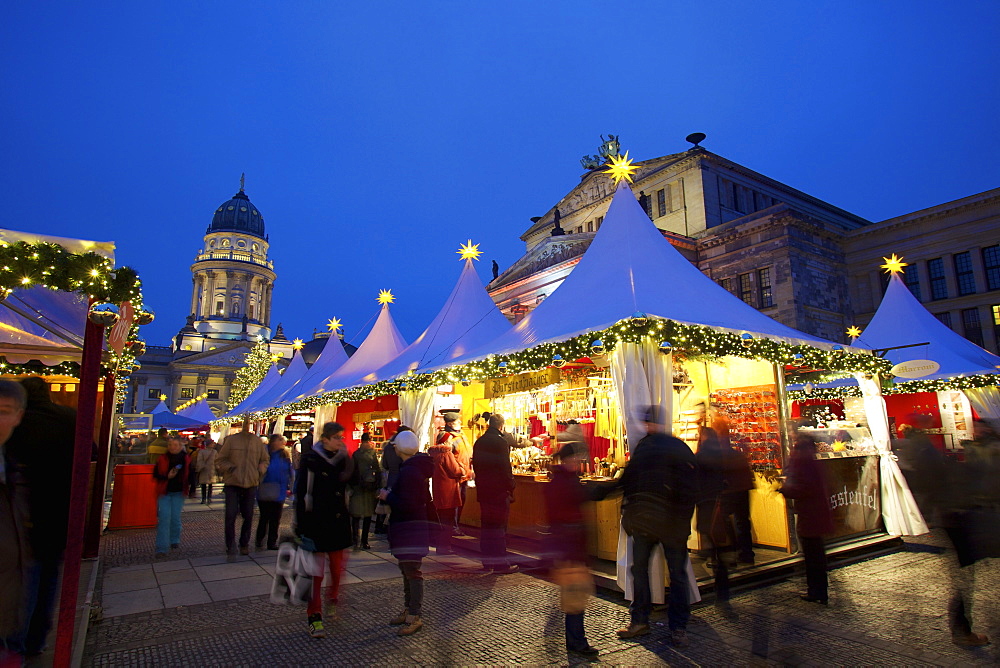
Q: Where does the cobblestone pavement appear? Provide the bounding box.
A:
[83,501,999,666]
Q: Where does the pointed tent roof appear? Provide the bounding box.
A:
[855,273,1000,381]
[240,351,309,414]
[176,398,217,425]
[449,181,831,364]
[150,411,204,430]
[148,399,171,414]
[279,332,351,406]
[369,257,512,381]
[305,303,407,396]
[221,362,283,419]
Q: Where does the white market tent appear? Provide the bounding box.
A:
[854,271,1000,420]
[176,398,217,425]
[239,350,309,415]
[279,331,351,406]
[221,362,282,419]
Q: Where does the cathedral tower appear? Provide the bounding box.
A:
[176,175,277,352]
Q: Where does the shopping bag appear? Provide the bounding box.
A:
[552,562,594,614]
[270,541,323,606]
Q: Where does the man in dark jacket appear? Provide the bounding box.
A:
[3,377,75,657]
[612,405,699,647]
[472,413,517,574]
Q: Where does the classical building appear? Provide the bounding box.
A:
[489,140,1000,353]
[126,178,299,415]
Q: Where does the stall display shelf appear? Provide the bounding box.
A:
[711,385,781,471]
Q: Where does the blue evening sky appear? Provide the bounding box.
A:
[2,2,998,348]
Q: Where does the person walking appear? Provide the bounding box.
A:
[472,413,518,574]
[255,434,293,551]
[544,434,599,657]
[186,436,203,498]
[349,433,382,551]
[216,420,269,560]
[153,437,191,556]
[694,405,733,616]
[375,426,409,535]
[0,380,27,665]
[436,412,471,535]
[427,431,465,555]
[601,405,699,648]
[780,433,834,605]
[146,427,169,464]
[194,438,218,505]
[295,422,354,639]
[379,430,433,636]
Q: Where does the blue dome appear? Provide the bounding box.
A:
[208,189,266,238]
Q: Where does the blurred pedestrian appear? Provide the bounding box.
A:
[153,437,190,556]
[695,403,733,615]
[146,427,169,464]
[296,422,354,639]
[428,428,465,555]
[0,381,27,664]
[613,405,699,647]
[186,437,202,498]
[780,433,833,604]
[472,413,518,574]
[216,419,269,560]
[545,433,598,657]
[375,426,409,535]
[349,433,382,551]
[379,430,433,636]
[436,412,471,535]
[195,438,218,505]
[2,377,74,658]
[256,434,293,551]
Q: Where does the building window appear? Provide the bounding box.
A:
[902,266,922,301]
[596,216,603,229]
[928,258,948,300]
[935,312,952,329]
[738,273,753,305]
[147,388,161,399]
[180,388,194,399]
[215,301,224,315]
[954,252,977,296]
[720,278,734,295]
[758,268,773,308]
[586,220,593,232]
[983,245,1000,291]
[575,226,583,234]
[962,307,984,347]
[656,189,666,217]
[207,389,220,399]
[640,192,653,219]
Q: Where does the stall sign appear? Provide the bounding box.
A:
[116,413,153,431]
[890,359,939,379]
[484,368,561,399]
[353,410,400,423]
[822,456,883,539]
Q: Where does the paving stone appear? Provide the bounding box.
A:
[188,554,241,567]
[155,568,198,585]
[103,570,159,594]
[348,561,404,582]
[152,558,190,573]
[203,574,274,602]
[101,588,163,617]
[196,561,267,582]
[105,563,153,575]
[160,581,211,608]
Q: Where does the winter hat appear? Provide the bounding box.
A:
[394,430,419,456]
[442,411,459,423]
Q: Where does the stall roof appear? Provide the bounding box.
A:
[240,351,309,415]
[366,257,512,382]
[176,398,217,425]
[855,273,1000,381]
[445,180,832,366]
[280,333,350,405]
[151,411,206,430]
[221,362,282,419]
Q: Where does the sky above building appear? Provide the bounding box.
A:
[2,2,998,349]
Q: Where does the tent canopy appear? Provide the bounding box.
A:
[221,362,283,419]
[240,352,308,415]
[176,398,216,425]
[282,333,351,405]
[445,180,833,367]
[855,273,1000,381]
[150,411,206,430]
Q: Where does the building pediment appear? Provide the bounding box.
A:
[491,235,593,291]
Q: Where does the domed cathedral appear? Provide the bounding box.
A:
[177,175,278,350]
[126,176,298,416]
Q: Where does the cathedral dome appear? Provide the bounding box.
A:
[208,184,266,239]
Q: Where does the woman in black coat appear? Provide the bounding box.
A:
[295,421,354,639]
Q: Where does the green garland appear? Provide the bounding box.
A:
[214,316,892,426]
[0,241,148,400]
[787,373,1000,401]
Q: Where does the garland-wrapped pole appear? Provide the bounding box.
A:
[84,372,116,559]
[53,305,104,667]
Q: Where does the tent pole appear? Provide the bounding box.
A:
[53,308,104,667]
[84,372,116,558]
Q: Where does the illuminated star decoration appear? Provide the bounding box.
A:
[601,150,640,185]
[326,317,343,332]
[458,240,483,261]
[271,354,281,363]
[846,326,863,339]
[880,254,908,274]
[292,338,304,350]
[377,289,395,305]
[159,394,167,401]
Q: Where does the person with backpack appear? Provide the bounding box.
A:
[349,432,382,550]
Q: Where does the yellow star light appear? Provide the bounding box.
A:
[271,354,281,363]
[377,289,395,305]
[880,254,908,274]
[159,394,167,401]
[458,240,483,261]
[292,338,304,350]
[846,326,863,339]
[326,317,343,332]
[601,150,640,185]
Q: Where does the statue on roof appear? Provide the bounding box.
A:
[580,134,622,170]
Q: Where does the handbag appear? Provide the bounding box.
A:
[552,561,594,614]
[621,492,664,538]
[709,498,734,548]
